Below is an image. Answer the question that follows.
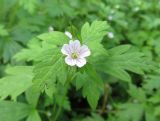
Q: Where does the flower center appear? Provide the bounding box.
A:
[71,52,78,59]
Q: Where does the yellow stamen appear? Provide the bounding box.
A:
[71,53,78,59]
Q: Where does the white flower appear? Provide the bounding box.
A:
[46,111,52,117]
[61,40,91,68]
[108,32,114,39]
[108,15,113,21]
[48,26,54,32]
[106,104,113,111]
[65,31,72,39]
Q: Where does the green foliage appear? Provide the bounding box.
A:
[37,31,69,46]
[128,84,146,102]
[0,101,42,121]
[33,49,67,94]
[113,103,144,121]
[0,0,159,121]
[0,66,33,100]
[25,88,40,107]
[81,113,104,121]
[14,38,43,62]
[76,64,104,109]
[19,0,38,14]
[0,40,22,63]
[93,45,150,82]
[143,70,160,92]
[26,110,41,121]
[0,101,31,121]
[0,24,8,36]
[81,21,108,55]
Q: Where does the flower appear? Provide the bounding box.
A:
[107,32,114,39]
[108,15,113,21]
[65,31,72,39]
[61,40,91,67]
[48,26,54,32]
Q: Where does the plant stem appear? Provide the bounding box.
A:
[100,83,110,115]
[52,69,75,121]
[53,106,62,121]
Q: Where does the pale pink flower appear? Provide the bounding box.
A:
[61,40,91,67]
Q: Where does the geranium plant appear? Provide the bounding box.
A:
[0,20,152,121]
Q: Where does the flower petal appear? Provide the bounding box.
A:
[69,40,81,53]
[76,58,86,67]
[79,45,91,58]
[65,56,76,66]
[61,44,71,55]
[65,31,72,39]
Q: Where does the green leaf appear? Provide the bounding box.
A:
[76,64,104,109]
[44,0,75,17]
[143,75,160,92]
[25,87,40,107]
[15,32,69,62]
[54,94,71,111]
[109,45,131,55]
[2,40,22,63]
[81,21,108,43]
[44,0,63,17]
[0,101,31,121]
[45,79,57,98]
[116,103,144,121]
[81,21,108,55]
[128,84,146,102]
[0,24,8,36]
[0,66,33,100]
[27,110,41,121]
[37,31,69,46]
[82,113,104,121]
[148,91,160,104]
[145,110,158,121]
[19,0,38,14]
[33,49,67,96]
[14,38,43,62]
[155,106,160,117]
[93,45,150,82]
